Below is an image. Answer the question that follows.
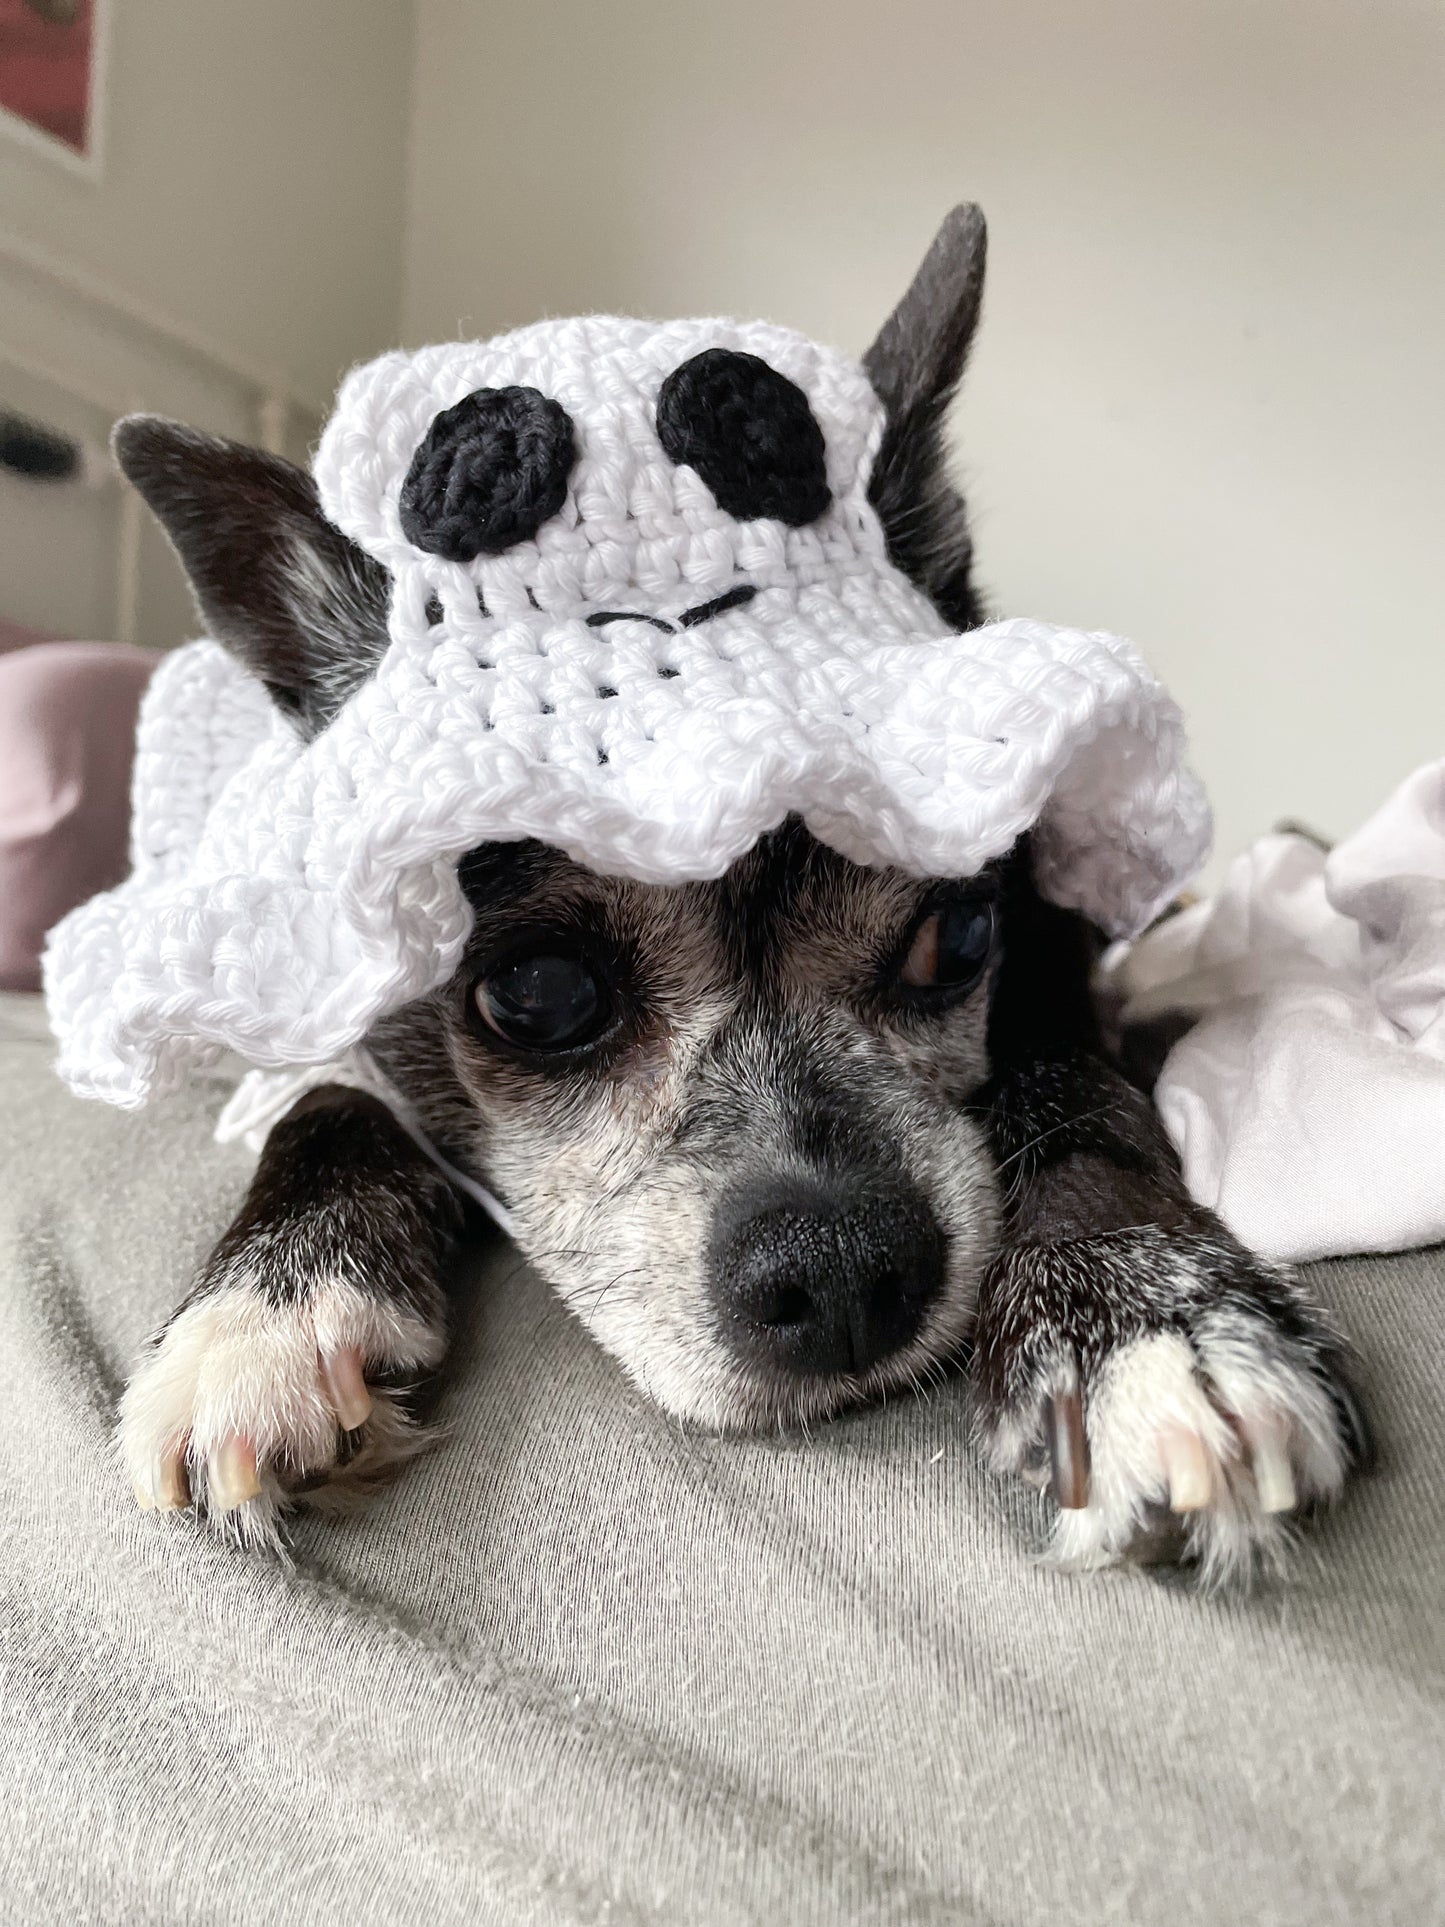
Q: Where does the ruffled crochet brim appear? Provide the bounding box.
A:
[44,587,1208,1108]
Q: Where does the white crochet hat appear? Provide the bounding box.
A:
[45,313,1210,1107]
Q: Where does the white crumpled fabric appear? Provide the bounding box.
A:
[1110,759,1445,1262]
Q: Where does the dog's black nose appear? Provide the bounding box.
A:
[709,1175,945,1378]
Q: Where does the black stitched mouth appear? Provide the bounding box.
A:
[679,583,757,627]
[585,610,677,633]
[585,608,678,632]
[584,583,758,635]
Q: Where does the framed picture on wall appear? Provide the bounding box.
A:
[0,0,109,179]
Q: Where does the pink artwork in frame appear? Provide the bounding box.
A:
[0,0,104,170]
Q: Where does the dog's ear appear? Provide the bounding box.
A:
[112,416,391,735]
[863,203,988,630]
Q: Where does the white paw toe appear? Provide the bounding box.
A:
[1048,1329,1349,1585]
[120,1281,445,1542]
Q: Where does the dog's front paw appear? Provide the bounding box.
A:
[120,1266,447,1545]
[972,1224,1372,1584]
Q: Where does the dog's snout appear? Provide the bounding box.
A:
[709,1175,945,1378]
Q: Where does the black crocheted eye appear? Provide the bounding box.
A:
[399,386,577,562]
[656,349,831,527]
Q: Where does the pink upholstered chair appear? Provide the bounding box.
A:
[0,636,158,990]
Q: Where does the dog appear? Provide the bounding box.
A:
[110,206,1370,1581]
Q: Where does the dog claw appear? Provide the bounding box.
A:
[1244,1419,1297,1514]
[319,1346,372,1431]
[1046,1386,1090,1509]
[134,1450,190,1512]
[209,1437,261,1511]
[1161,1426,1212,1512]
[157,1451,190,1510]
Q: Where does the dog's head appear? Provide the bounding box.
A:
[116,209,1012,1429]
[377,826,1005,1428]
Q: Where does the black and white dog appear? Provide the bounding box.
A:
[113,207,1369,1580]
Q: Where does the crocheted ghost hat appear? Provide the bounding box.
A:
[45,310,1210,1108]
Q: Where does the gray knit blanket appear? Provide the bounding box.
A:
[2,989,1440,1926]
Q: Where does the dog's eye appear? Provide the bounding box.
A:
[473,951,606,1052]
[897,899,995,994]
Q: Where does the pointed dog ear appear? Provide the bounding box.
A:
[863,204,988,631]
[112,416,391,735]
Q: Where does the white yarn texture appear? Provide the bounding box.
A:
[45,314,1210,1108]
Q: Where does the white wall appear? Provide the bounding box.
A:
[402,0,1445,873]
[0,0,413,415]
[0,0,414,644]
